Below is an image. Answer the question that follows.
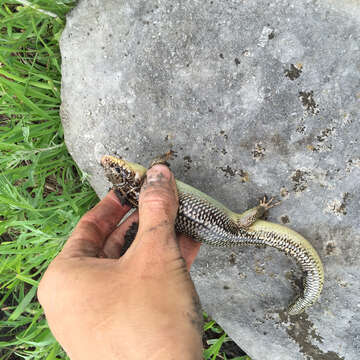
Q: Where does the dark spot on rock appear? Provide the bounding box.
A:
[299,90,319,114]
[317,127,335,142]
[219,130,228,140]
[164,135,169,141]
[296,124,306,134]
[286,269,305,296]
[252,143,265,160]
[124,147,129,151]
[285,64,302,80]
[219,53,224,59]
[328,192,350,216]
[169,149,177,158]
[219,165,237,177]
[223,285,230,290]
[184,155,192,171]
[326,242,336,255]
[347,158,360,173]
[278,311,344,360]
[281,215,290,224]
[280,187,289,198]
[340,192,349,214]
[234,57,240,66]
[291,169,310,192]
[208,108,213,112]
[268,30,275,39]
[229,253,236,264]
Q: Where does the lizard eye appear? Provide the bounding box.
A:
[115,167,121,174]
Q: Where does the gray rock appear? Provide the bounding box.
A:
[60,0,360,359]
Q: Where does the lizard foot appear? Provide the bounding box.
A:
[259,196,281,210]
[149,150,175,168]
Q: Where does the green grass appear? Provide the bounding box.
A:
[0,1,251,359]
[203,312,251,360]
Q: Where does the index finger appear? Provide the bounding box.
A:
[60,190,131,258]
[178,234,201,271]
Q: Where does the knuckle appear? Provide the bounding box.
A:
[139,190,178,219]
[140,186,177,206]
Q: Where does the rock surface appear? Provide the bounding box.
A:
[60,0,360,359]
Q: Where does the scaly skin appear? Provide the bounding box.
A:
[100,155,324,315]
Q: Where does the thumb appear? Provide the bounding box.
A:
[135,164,179,250]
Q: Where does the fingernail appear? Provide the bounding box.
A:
[146,164,171,183]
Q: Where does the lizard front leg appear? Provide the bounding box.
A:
[237,196,280,228]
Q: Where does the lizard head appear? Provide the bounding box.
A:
[100,155,147,207]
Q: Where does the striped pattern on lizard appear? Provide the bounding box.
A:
[100,154,324,316]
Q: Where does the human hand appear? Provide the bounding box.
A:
[38,164,203,360]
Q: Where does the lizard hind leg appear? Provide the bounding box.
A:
[149,150,175,168]
[236,196,281,228]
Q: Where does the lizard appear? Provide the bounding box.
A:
[100,153,324,316]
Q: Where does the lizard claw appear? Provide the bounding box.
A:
[259,196,281,210]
